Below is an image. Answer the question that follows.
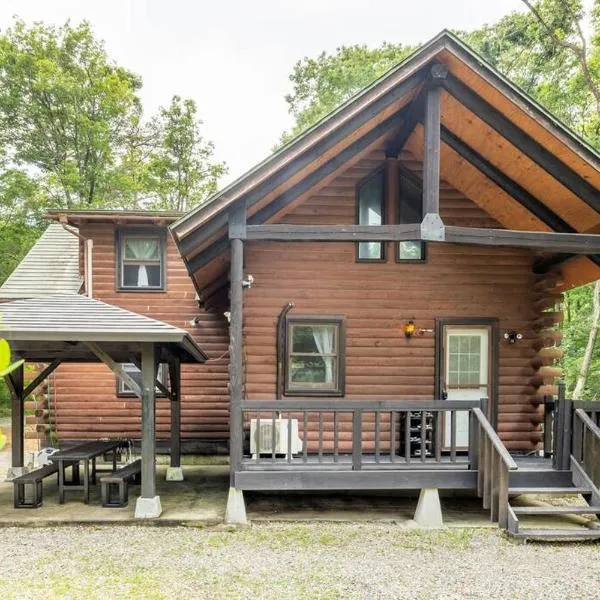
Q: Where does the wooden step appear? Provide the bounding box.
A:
[509,487,591,495]
[511,505,600,515]
[508,529,600,542]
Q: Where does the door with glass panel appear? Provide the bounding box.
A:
[442,327,490,450]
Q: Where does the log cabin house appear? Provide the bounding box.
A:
[4,30,600,538]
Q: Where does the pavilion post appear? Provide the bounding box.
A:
[420,66,446,241]
[6,362,26,479]
[166,357,183,481]
[225,203,248,525]
[134,342,162,518]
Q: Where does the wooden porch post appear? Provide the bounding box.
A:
[421,66,446,240]
[134,342,162,518]
[225,203,248,524]
[166,357,183,481]
[7,362,25,479]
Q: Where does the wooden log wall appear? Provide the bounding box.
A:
[48,223,230,449]
[529,271,565,418]
[243,147,550,452]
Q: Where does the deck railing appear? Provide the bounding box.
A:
[472,407,518,528]
[543,385,600,471]
[238,399,481,470]
[572,407,600,490]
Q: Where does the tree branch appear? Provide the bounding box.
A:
[521,0,600,116]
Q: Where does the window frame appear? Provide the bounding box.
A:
[116,362,169,398]
[355,166,387,263]
[283,315,345,397]
[395,167,427,264]
[116,227,167,292]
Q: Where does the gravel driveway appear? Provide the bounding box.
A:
[0,523,599,599]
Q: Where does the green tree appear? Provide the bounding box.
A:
[0,19,143,209]
[145,96,226,212]
[281,43,416,144]
[0,168,43,284]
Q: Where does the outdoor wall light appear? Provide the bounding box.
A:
[242,274,255,288]
[504,331,523,344]
[403,320,416,338]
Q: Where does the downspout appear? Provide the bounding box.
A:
[61,224,93,298]
[276,302,295,399]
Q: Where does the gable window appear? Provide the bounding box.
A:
[397,172,425,262]
[117,229,166,291]
[356,169,385,261]
[117,362,168,397]
[285,317,344,396]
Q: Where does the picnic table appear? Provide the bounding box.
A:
[51,440,122,504]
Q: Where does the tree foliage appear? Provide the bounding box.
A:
[0,20,143,209]
[281,43,416,144]
[145,96,226,212]
[0,18,226,288]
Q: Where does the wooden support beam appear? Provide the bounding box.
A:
[386,91,425,158]
[243,223,421,242]
[229,204,245,486]
[128,355,171,399]
[443,74,600,213]
[444,226,600,254]
[177,69,427,257]
[439,127,577,234]
[187,106,411,272]
[422,84,442,216]
[168,358,181,469]
[22,358,62,398]
[8,363,24,469]
[84,341,142,398]
[140,342,157,499]
[385,153,399,257]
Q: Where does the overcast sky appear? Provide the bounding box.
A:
[0,0,528,183]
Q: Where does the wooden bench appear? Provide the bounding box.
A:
[13,461,75,509]
[99,459,142,508]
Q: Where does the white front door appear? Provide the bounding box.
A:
[443,327,490,450]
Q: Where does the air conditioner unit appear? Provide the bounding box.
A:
[250,418,302,459]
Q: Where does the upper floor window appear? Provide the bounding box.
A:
[356,169,385,261]
[397,173,425,262]
[116,229,166,291]
[355,167,426,263]
[285,317,345,396]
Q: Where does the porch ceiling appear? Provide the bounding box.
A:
[169,30,600,293]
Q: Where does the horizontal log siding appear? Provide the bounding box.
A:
[51,223,230,444]
[244,150,541,451]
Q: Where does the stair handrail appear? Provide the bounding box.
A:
[472,407,517,529]
[572,407,600,465]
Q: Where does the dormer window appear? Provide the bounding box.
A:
[116,228,166,291]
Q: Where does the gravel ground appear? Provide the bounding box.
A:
[0,523,599,599]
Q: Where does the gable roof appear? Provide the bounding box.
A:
[0,223,82,300]
[170,29,600,291]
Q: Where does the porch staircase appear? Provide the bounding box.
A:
[504,462,600,542]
